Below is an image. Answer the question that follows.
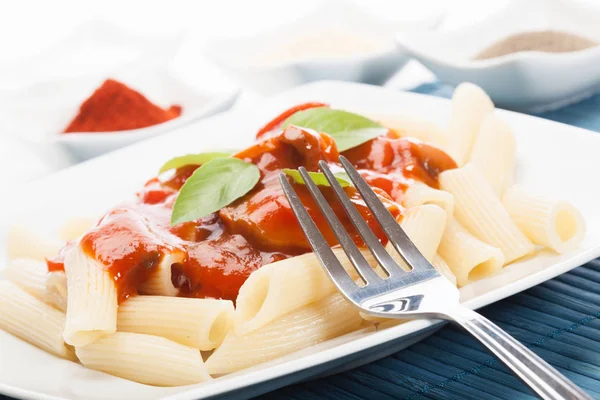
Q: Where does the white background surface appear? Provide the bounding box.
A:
[0,0,506,65]
[0,0,597,187]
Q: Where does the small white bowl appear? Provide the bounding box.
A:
[0,22,241,161]
[395,0,600,112]
[205,2,439,94]
[54,80,239,161]
[0,71,239,161]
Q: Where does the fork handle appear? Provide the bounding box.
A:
[447,306,591,400]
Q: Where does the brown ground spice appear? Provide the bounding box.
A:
[474,30,597,60]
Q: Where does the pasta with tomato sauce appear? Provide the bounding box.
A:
[0,83,586,386]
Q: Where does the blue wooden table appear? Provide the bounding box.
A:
[259,84,600,400]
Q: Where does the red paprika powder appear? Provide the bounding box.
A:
[63,79,182,133]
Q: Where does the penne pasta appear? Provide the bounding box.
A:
[138,252,184,297]
[0,281,76,360]
[76,332,211,386]
[3,258,67,311]
[58,216,97,242]
[6,225,62,262]
[3,258,48,302]
[117,296,234,350]
[432,254,457,286]
[0,87,589,386]
[444,82,495,165]
[403,181,454,219]
[373,114,448,149]
[438,218,505,286]
[468,114,516,196]
[46,271,68,312]
[503,186,585,254]
[440,164,534,264]
[234,248,375,335]
[63,244,117,347]
[385,204,446,266]
[206,293,362,375]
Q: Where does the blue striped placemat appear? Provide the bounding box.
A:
[260,83,600,400]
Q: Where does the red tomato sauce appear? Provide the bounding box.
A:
[47,107,456,303]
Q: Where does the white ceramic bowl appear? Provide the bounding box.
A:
[0,22,242,161]
[395,0,600,112]
[54,84,240,161]
[204,2,439,94]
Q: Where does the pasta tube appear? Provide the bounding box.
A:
[6,225,62,261]
[63,244,117,346]
[432,254,457,286]
[438,218,505,286]
[0,281,75,360]
[373,114,447,149]
[58,216,97,241]
[3,258,67,311]
[385,204,447,266]
[76,332,211,386]
[234,248,375,335]
[403,181,454,219]
[468,114,516,196]
[445,83,495,165]
[503,186,585,253]
[440,164,534,263]
[138,251,184,297]
[206,293,362,375]
[46,271,68,312]
[117,296,234,350]
[3,258,48,302]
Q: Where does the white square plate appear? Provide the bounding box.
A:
[1,81,599,400]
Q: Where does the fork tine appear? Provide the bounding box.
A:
[297,167,381,285]
[278,173,359,297]
[338,156,436,273]
[318,161,405,277]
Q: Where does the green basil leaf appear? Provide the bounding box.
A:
[159,152,233,174]
[282,107,388,152]
[282,168,351,187]
[171,158,260,225]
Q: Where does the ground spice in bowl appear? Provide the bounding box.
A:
[63,79,182,133]
[474,30,598,60]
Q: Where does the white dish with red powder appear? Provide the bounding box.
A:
[1,81,600,400]
[0,21,240,162]
[52,72,239,161]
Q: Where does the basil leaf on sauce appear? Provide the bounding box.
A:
[283,107,388,152]
[283,168,351,187]
[171,158,260,225]
[159,152,233,174]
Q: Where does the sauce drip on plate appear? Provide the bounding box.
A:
[48,108,456,302]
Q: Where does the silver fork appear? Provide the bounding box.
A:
[279,156,591,400]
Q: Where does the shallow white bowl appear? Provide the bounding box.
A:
[0,20,240,161]
[2,81,600,400]
[395,0,600,112]
[55,83,240,161]
[204,2,438,94]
